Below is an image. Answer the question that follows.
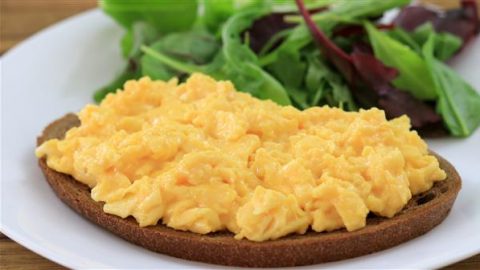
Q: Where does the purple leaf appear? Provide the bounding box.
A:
[394,0,480,43]
[333,24,394,39]
[393,6,438,31]
[351,49,442,131]
[246,13,295,53]
[246,7,328,54]
[350,41,374,54]
[350,48,397,86]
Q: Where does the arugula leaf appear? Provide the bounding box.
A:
[140,46,175,80]
[151,31,219,64]
[240,63,292,105]
[140,46,203,75]
[305,55,356,110]
[423,34,480,137]
[365,22,437,100]
[140,30,220,80]
[264,46,308,108]
[99,0,198,34]
[267,49,306,90]
[286,87,309,109]
[386,27,421,53]
[433,33,462,61]
[388,24,462,61]
[219,8,292,105]
[410,23,462,61]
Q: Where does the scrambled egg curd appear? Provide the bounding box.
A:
[36,74,446,242]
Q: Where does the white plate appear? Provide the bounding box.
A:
[1,9,479,269]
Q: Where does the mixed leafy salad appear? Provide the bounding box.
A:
[97,0,480,137]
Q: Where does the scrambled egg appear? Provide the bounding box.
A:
[36,74,446,242]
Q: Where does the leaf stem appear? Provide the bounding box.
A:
[141,45,203,74]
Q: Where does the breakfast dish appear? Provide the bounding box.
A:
[1,3,479,268]
[35,74,461,267]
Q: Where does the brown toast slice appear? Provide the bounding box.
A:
[37,114,462,267]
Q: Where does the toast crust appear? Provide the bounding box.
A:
[37,114,462,267]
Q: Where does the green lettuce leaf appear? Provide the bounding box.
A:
[423,34,480,137]
[365,22,437,100]
[99,0,198,34]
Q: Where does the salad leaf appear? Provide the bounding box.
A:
[99,0,198,33]
[306,55,356,110]
[143,30,218,80]
[267,48,306,90]
[350,49,443,131]
[201,0,235,32]
[365,22,437,100]
[245,0,336,55]
[120,29,134,59]
[410,23,462,61]
[141,57,174,81]
[431,33,462,61]
[141,8,292,105]
[394,0,479,43]
[265,46,309,108]
[149,31,219,65]
[295,0,356,82]
[247,12,294,53]
[217,8,292,105]
[386,27,421,53]
[262,0,409,67]
[423,34,480,136]
[201,0,286,33]
[120,22,159,59]
[140,46,203,75]
[95,0,480,137]
[310,0,410,21]
[95,21,160,102]
[286,0,410,23]
[296,0,443,131]
[387,24,462,61]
